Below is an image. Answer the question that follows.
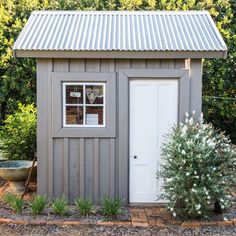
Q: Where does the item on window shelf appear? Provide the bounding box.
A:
[70,92,81,98]
[86,114,99,125]
[86,86,100,104]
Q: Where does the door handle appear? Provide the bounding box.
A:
[133,155,137,159]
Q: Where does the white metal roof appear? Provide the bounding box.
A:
[13,11,227,58]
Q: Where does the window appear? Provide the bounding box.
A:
[63,82,106,127]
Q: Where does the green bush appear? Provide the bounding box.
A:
[0,103,36,160]
[75,198,94,216]
[30,195,47,215]
[52,196,68,215]
[3,193,24,213]
[158,113,236,219]
[101,197,122,218]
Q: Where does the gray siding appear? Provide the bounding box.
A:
[37,58,201,203]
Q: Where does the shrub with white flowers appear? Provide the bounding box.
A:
[158,112,236,219]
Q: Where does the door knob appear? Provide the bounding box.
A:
[133,155,137,159]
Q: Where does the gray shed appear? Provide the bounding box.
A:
[13,11,227,204]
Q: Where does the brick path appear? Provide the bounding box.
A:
[130,207,180,227]
[130,206,236,228]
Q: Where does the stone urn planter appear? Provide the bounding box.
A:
[0,160,35,193]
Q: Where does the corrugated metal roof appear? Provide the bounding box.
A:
[13,11,227,53]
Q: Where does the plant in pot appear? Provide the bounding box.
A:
[0,103,37,193]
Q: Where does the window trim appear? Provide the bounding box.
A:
[51,72,116,138]
[63,82,106,128]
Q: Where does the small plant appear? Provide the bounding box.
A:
[52,196,68,215]
[158,112,236,219]
[0,103,36,160]
[75,198,94,216]
[30,195,47,214]
[3,193,24,213]
[101,197,122,218]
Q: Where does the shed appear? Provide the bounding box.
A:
[13,11,227,204]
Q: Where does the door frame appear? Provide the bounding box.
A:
[118,68,190,203]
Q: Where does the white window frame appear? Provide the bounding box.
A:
[63,82,106,128]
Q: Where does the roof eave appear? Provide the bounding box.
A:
[13,50,227,59]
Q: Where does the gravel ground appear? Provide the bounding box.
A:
[0,224,235,235]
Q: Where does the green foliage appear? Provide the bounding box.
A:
[203,97,236,143]
[0,0,235,140]
[75,198,94,216]
[3,193,24,213]
[52,196,69,215]
[158,114,236,219]
[30,195,47,215]
[101,197,122,217]
[0,103,36,160]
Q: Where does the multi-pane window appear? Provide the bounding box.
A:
[63,82,105,127]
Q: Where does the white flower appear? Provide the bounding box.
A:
[183,160,186,164]
[200,113,204,122]
[195,176,199,179]
[166,178,173,183]
[207,174,210,177]
[223,217,228,221]
[213,167,216,171]
[220,199,224,203]
[195,204,201,210]
[198,211,202,214]
[194,171,197,175]
[207,201,211,205]
[182,125,188,135]
[189,117,194,125]
[192,110,196,115]
[170,207,174,212]
[181,150,186,155]
[209,141,215,148]
[191,188,196,193]
[186,172,190,176]
[207,196,211,199]
[185,112,189,117]
[173,212,177,217]
[193,183,197,187]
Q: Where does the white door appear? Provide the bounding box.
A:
[129,79,178,203]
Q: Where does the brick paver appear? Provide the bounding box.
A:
[130,206,171,227]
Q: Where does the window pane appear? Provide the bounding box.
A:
[85,106,104,125]
[85,85,104,104]
[66,106,83,125]
[66,85,83,104]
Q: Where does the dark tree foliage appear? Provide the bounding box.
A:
[0,0,235,141]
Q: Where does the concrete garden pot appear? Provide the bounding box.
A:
[0,160,35,193]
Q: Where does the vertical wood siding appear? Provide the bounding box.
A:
[37,58,191,203]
